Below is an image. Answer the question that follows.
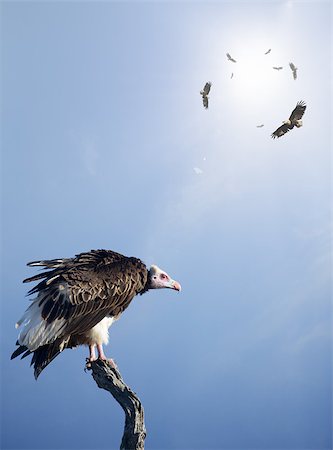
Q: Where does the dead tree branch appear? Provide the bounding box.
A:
[89,360,146,450]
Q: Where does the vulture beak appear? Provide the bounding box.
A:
[170,280,181,292]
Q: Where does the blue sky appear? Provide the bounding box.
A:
[1,1,331,449]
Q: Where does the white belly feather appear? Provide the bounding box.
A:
[83,317,115,346]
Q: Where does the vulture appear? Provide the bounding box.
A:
[273,66,283,70]
[231,72,234,79]
[289,62,298,79]
[264,48,271,55]
[226,53,237,63]
[271,101,306,139]
[11,249,181,379]
[256,124,264,128]
[200,82,211,109]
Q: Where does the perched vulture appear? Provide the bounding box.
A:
[289,62,298,79]
[200,82,211,109]
[226,53,237,63]
[273,66,283,70]
[264,48,271,55]
[11,249,181,379]
[256,124,264,128]
[271,101,306,139]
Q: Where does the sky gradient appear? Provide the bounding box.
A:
[1,1,332,449]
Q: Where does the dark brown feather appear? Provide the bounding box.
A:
[271,123,291,139]
[22,250,148,339]
[289,101,306,121]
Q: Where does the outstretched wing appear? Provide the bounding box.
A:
[202,82,211,96]
[17,250,148,349]
[202,96,208,109]
[271,124,290,139]
[226,53,236,63]
[289,101,306,121]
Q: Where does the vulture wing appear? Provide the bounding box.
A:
[289,101,306,121]
[226,53,236,63]
[271,124,291,139]
[19,250,148,346]
[202,96,209,109]
[203,82,211,96]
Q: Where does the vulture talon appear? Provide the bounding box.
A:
[84,358,92,371]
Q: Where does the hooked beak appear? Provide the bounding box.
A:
[170,280,181,292]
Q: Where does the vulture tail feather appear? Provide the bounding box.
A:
[21,350,32,359]
[11,345,29,360]
[31,342,63,380]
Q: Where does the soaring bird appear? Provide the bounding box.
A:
[256,124,264,128]
[11,249,181,379]
[200,82,211,109]
[271,101,306,139]
[289,62,298,79]
[226,53,237,63]
[264,48,271,55]
[273,66,283,70]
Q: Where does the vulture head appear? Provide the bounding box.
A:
[148,265,181,291]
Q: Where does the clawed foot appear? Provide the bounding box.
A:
[85,358,93,371]
[84,357,117,372]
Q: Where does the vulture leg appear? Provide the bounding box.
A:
[96,343,108,360]
[89,344,97,361]
[97,343,117,368]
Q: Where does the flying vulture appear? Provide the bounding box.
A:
[231,72,234,79]
[256,124,264,128]
[11,249,181,379]
[200,82,211,109]
[273,66,283,70]
[226,53,237,63]
[264,49,271,55]
[271,101,306,139]
[289,62,298,79]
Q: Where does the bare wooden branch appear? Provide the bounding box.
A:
[89,360,146,450]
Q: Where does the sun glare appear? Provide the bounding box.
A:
[228,48,281,105]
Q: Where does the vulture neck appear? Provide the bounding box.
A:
[139,274,152,295]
